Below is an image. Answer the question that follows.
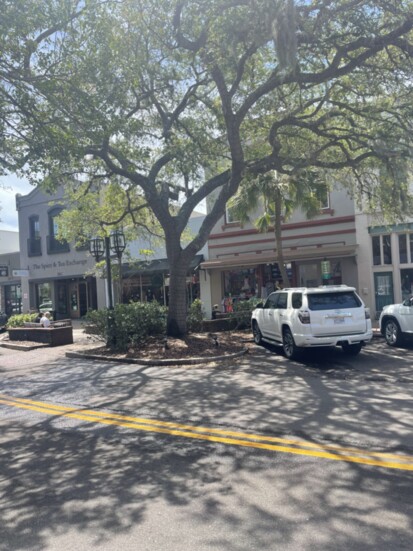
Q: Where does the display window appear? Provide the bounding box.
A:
[401,269,413,301]
[223,268,257,301]
[5,285,22,316]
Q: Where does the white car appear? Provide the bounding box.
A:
[251,285,372,360]
[379,297,413,346]
[39,301,53,313]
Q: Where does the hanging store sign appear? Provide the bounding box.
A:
[0,265,8,277]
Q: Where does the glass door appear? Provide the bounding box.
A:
[374,272,394,314]
[78,282,88,317]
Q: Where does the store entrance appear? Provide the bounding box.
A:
[78,282,88,317]
[53,278,96,319]
[4,284,22,317]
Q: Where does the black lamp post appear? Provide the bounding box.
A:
[110,230,126,304]
[89,230,126,309]
[89,230,126,348]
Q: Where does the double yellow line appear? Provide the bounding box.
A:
[1,394,413,471]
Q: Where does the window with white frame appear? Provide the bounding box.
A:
[372,234,392,266]
[398,233,413,264]
[319,187,330,210]
[225,206,239,224]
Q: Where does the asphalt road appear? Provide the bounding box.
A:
[0,338,412,550]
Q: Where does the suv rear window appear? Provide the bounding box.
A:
[307,291,361,311]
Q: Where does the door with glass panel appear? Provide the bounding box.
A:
[374,272,394,315]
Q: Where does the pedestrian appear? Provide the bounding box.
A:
[40,311,51,327]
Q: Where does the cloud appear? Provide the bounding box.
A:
[0,175,34,231]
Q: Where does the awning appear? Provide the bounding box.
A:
[200,245,358,270]
[123,254,204,277]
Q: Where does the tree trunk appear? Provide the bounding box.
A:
[274,187,291,287]
[167,262,190,337]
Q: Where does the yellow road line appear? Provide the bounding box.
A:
[1,394,411,461]
[1,394,412,471]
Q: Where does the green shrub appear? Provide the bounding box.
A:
[7,313,38,328]
[84,301,167,351]
[187,298,204,332]
[229,297,261,329]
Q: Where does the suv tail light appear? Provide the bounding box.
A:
[298,311,311,324]
[365,308,371,320]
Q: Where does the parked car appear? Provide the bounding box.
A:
[251,285,372,360]
[0,311,8,329]
[39,301,53,313]
[379,297,413,346]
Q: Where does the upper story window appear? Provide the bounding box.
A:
[47,206,70,254]
[27,215,42,256]
[225,206,239,224]
[319,188,330,210]
[398,233,413,264]
[372,234,392,266]
[29,215,40,239]
[310,183,330,210]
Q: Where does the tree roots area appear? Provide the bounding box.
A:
[91,330,251,361]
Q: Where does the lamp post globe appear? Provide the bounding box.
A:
[109,229,126,255]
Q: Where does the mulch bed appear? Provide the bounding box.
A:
[86,330,252,361]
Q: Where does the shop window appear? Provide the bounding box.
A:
[372,235,392,266]
[401,269,413,301]
[4,284,22,316]
[223,268,256,299]
[37,282,52,311]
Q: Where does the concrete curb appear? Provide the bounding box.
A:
[66,347,248,366]
[0,342,50,351]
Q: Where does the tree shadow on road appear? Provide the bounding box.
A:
[0,351,412,550]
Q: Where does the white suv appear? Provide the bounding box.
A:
[379,297,413,347]
[251,285,372,360]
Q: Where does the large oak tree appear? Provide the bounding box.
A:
[1,0,412,335]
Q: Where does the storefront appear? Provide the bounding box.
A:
[30,277,97,319]
[4,283,22,316]
[200,246,357,319]
[0,252,23,316]
[122,254,203,305]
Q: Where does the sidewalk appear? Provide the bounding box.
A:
[0,319,97,352]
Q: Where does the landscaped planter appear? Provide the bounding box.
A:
[8,321,74,346]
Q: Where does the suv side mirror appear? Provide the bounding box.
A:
[255,302,263,309]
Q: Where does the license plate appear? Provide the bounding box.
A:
[334,317,345,324]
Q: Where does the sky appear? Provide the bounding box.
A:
[0,174,34,232]
[0,173,207,233]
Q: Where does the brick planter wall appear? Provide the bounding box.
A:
[8,326,74,346]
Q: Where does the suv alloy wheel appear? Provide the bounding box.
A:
[384,318,403,347]
[282,327,302,360]
[252,321,263,345]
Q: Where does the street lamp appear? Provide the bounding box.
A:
[89,230,126,310]
[89,230,126,348]
[110,230,126,304]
